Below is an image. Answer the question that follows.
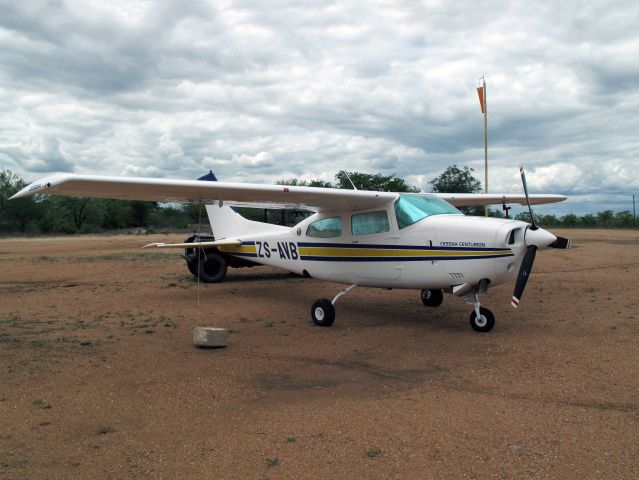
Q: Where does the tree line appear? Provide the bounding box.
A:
[0,169,203,234]
[0,167,635,234]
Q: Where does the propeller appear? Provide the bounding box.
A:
[520,165,572,250]
[511,166,570,308]
[511,166,538,308]
[519,165,538,230]
[549,236,571,249]
[511,244,536,308]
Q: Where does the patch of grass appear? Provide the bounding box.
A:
[0,458,30,470]
[33,399,52,410]
[366,449,383,458]
[55,336,75,344]
[285,436,296,443]
[0,332,20,344]
[0,312,21,327]
[0,283,78,293]
[95,425,116,436]
[113,312,179,334]
[32,253,175,264]
[265,458,279,468]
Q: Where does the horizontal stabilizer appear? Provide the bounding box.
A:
[143,239,242,249]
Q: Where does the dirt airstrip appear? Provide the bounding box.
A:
[0,229,637,479]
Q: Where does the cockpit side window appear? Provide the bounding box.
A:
[306,216,342,238]
[394,194,462,229]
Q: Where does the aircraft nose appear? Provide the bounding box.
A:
[524,227,557,249]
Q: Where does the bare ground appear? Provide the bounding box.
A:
[0,229,637,479]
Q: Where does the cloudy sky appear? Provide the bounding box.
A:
[1,0,637,215]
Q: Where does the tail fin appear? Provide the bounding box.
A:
[205,204,288,239]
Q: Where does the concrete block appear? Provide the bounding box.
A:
[193,327,228,348]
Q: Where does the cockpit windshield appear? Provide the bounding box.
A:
[394,194,462,229]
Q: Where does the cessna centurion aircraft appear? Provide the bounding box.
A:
[11,168,570,332]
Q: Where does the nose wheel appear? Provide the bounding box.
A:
[466,290,495,332]
[469,306,495,332]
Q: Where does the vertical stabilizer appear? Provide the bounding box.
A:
[205,204,288,239]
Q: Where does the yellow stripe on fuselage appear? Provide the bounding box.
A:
[219,244,257,255]
[297,246,510,258]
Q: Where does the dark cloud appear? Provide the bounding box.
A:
[0,136,74,172]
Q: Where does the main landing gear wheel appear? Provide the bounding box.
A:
[469,306,495,332]
[421,289,443,307]
[187,261,198,276]
[311,299,335,327]
[197,252,228,283]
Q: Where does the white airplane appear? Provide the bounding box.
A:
[11,168,570,332]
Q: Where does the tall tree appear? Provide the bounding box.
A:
[0,169,40,232]
[0,169,22,209]
[130,201,158,227]
[276,178,333,188]
[429,165,482,194]
[429,165,483,216]
[334,171,420,192]
[99,199,133,230]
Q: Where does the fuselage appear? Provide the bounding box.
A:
[216,196,539,291]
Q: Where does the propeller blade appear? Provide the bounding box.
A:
[511,245,537,308]
[549,236,571,249]
[519,166,538,230]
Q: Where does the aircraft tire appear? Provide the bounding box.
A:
[469,307,495,332]
[187,261,198,276]
[311,299,335,327]
[421,289,443,307]
[197,252,227,283]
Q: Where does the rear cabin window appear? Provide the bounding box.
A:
[351,211,390,235]
[306,216,342,238]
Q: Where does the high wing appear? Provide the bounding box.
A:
[10,173,396,211]
[11,172,567,210]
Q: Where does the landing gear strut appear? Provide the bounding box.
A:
[466,290,495,332]
[311,284,357,327]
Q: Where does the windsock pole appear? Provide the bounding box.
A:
[477,76,488,216]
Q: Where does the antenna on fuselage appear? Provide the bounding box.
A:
[344,171,358,190]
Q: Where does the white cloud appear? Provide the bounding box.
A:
[0,0,637,214]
